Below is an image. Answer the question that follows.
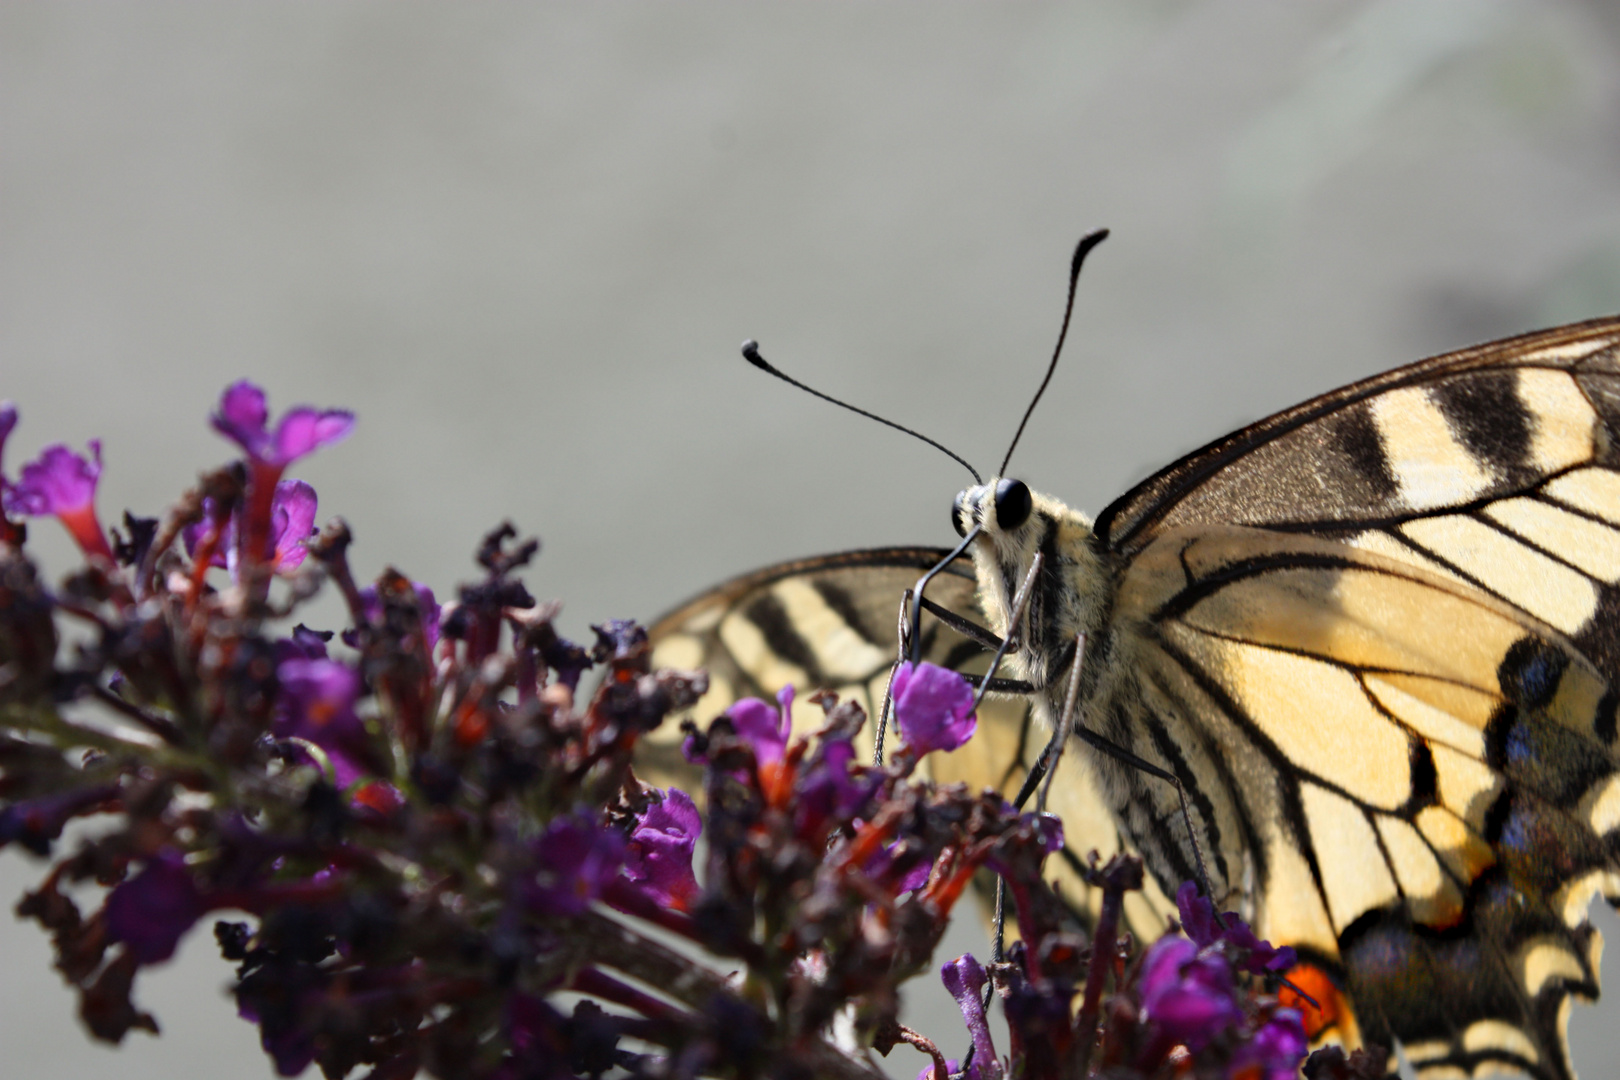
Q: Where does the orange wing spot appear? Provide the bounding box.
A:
[1280,963,1347,1041]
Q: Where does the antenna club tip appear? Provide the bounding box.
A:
[740,339,766,366]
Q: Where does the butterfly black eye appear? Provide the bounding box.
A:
[994,479,1032,531]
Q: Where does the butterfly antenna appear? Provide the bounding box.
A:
[997,228,1109,477]
[742,340,982,484]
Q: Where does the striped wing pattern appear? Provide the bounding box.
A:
[1090,318,1620,1078]
[641,315,1620,1080]
[643,549,1176,939]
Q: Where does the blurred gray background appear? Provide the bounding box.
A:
[5,2,1620,1077]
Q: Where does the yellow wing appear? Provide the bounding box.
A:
[1072,317,1620,1078]
[1088,524,1618,1077]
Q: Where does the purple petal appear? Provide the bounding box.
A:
[893,661,977,754]
[4,442,101,517]
[1176,881,1218,947]
[1234,1009,1309,1080]
[940,955,1000,1079]
[623,788,702,908]
[211,380,271,456]
[274,658,370,786]
[105,852,208,964]
[529,811,626,916]
[724,696,791,766]
[270,407,356,465]
[1139,937,1242,1051]
[268,479,318,570]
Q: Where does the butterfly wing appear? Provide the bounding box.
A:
[1084,317,1620,1078]
[642,547,1176,938]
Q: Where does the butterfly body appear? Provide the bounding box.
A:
[644,316,1620,1079]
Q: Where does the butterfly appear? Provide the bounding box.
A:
[637,254,1620,1079]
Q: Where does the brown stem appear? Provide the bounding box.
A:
[88,685,183,745]
[896,1024,950,1080]
[1072,855,1141,1076]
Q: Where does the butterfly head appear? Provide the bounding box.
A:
[952,478,1108,674]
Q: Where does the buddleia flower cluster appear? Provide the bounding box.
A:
[0,386,1366,1079]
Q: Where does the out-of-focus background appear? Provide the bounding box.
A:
[4,3,1620,1077]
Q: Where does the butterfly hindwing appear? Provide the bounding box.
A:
[1104,524,1619,1076]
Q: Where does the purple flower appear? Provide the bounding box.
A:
[1139,935,1243,1052]
[1231,1008,1309,1080]
[211,381,355,470]
[3,441,114,560]
[795,736,875,834]
[868,838,934,894]
[275,625,333,663]
[692,685,794,767]
[0,401,16,478]
[1176,881,1297,975]
[940,954,1002,1080]
[105,851,210,964]
[892,661,976,754]
[528,811,626,916]
[351,580,441,653]
[0,785,119,856]
[274,658,372,787]
[622,787,701,909]
[185,479,319,576]
[6,442,100,516]
[235,956,328,1076]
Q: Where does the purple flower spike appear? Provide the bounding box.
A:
[274,658,371,787]
[623,787,702,909]
[1139,935,1243,1052]
[212,380,354,469]
[1175,881,1297,975]
[105,851,210,964]
[892,661,977,754]
[529,810,626,916]
[940,954,1001,1080]
[3,441,114,560]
